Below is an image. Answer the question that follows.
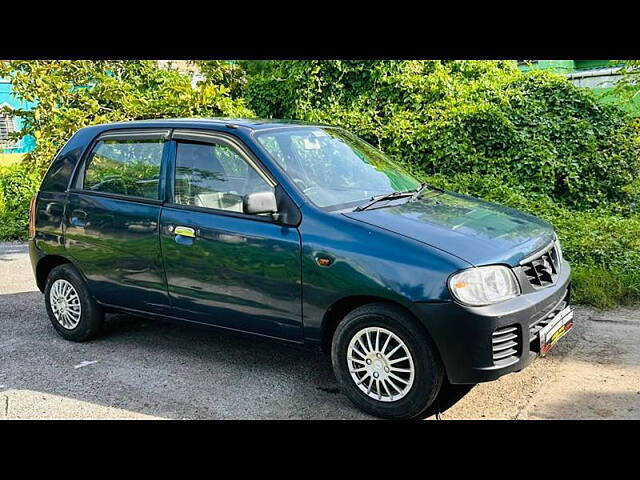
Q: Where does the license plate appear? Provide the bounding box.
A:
[539,306,574,356]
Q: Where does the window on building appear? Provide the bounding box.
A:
[0,112,17,149]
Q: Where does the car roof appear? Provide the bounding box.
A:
[86,118,331,132]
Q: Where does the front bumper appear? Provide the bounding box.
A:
[412,260,572,384]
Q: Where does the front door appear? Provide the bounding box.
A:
[159,133,303,341]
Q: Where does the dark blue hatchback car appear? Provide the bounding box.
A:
[28,118,574,418]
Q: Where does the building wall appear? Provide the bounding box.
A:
[0,78,35,156]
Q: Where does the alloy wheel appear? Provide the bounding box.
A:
[346,326,415,402]
[49,279,82,330]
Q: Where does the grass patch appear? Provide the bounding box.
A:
[571,265,640,309]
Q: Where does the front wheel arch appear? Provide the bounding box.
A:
[320,296,439,357]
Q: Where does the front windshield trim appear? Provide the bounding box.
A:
[253,126,421,211]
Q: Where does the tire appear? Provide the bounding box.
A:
[44,264,105,342]
[331,302,443,419]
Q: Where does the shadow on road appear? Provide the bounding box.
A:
[1,290,477,419]
[423,381,476,418]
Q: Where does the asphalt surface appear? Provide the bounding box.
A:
[1,241,639,419]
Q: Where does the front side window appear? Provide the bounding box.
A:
[256,127,420,209]
[83,138,164,200]
[174,140,272,213]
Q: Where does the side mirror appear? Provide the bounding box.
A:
[243,191,278,215]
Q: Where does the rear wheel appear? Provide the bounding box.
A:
[331,303,443,419]
[44,264,105,342]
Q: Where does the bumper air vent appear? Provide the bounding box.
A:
[492,325,521,365]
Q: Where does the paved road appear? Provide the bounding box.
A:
[1,242,639,419]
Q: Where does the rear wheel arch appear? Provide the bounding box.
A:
[36,255,73,292]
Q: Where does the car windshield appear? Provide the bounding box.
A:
[255,127,421,210]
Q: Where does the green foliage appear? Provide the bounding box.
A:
[610,60,640,105]
[571,265,640,309]
[0,59,254,239]
[244,60,640,307]
[0,162,40,240]
[246,60,640,210]
[0,60,253,175]
[192,60,248,99]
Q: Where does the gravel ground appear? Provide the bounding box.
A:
[1,242,639,420]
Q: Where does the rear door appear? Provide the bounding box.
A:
[159,130,303,341]
[65,129,171,314]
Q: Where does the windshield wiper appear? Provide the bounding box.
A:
[353,191,415,212]
[353,183,443,212]
[410,182,442,202]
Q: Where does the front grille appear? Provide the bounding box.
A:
[492,325,520,365]
[521,244,560,289]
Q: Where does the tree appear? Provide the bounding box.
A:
[0,60,254,173]
[191,60,247,100]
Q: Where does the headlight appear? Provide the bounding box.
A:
[449,265,520,306]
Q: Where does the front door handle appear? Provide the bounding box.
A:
[173,226,196,238]
[169,225,196,245]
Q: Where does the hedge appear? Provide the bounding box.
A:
[0,162,40,240]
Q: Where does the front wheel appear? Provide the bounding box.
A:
[331,303,443,419]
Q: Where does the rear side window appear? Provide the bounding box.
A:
[83,139,164,200]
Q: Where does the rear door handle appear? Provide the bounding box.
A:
[70,209,87,228]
